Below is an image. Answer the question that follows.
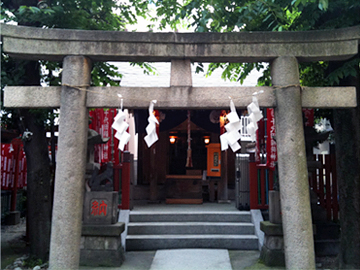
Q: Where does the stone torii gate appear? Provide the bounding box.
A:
[2,24,359,270]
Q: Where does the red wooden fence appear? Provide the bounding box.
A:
[2,109,132,213]
[249,162,274,210]
[249,154,338,222]
[1,139,27,191]
[309,154,338,222]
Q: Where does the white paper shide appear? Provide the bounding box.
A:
[111,109,130,151]
[144,100,159,148]
[220,99,242,152]
[247,94,263,141]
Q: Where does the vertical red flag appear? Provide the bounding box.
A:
[266,108,277,170]
[302,108,314,127]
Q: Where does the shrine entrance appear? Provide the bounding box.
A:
[136,108,228,204]
[3,24,358,269]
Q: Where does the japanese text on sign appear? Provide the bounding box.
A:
[90,200,108,216]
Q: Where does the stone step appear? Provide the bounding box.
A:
[128,222,255,235]
[129,211,252,223]
[126,234,259,251]
[315,239,340,256]
[314,223,340,240]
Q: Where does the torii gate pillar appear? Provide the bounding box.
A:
[49,56,91,270]
[271,56,315,269]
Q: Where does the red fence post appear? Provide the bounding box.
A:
[259,165,266,207]
[318,155,325,207]
[10,139,22,212]
[331,154,338,222]
[325,155,332,221]
[121,151,131,210]
[249,154,258,209]
[113,164,123,192]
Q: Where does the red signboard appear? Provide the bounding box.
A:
[89,108,121,165]
[266,108,277,170]
[1,140,27,190]
[303,108,314,127]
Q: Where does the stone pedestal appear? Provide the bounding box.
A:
[83,192,119,225]
[80,223,125,267]
[269,190,282,224]
[5,211,20,225]
[260,221,285,267]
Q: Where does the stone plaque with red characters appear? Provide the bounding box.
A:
[83,191,118,224]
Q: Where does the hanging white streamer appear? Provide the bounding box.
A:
[111,95,131,151]
[144,100,159,148]
[220,99,242,152]
[246,94,263,141]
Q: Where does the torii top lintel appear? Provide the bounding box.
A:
[2,24,360,63]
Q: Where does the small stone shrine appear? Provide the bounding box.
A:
[80,129,124,267]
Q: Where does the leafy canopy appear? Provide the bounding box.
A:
[1,0,153,129]
[151,0,360,87]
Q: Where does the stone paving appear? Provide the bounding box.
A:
[1,219,336,270]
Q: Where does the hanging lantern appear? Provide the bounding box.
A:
[169,136,177,144]
[37,0,48,9]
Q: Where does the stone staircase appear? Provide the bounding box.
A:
[126,211,259,250]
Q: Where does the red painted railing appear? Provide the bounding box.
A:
[309,154,338,222]
[1,140,27,191]
[249,154,339,222]
[249,162,275,210]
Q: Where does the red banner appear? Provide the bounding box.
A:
[89,109,121,165]
[1,141,27,190]
[1,108,125,190]
[255,128,261,163]
[302,108,314,127]
[255,118,265,163]
[266,108,277,170]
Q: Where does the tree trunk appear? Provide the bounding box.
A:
[19,60,52,261]
[332,60,360,269]
[21,109,52,261]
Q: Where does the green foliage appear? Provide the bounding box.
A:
[151,0,359,87]
[152,0,331,33]
[325,58,360,86]
[1,0,149,30]
[1,0,152,130]
[130,62,157,75]
[299,62,328,87]
[24,257,44,268]
[92,62,122,86]
[155,0,183,30]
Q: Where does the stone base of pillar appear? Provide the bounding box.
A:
[269,190,282,224]
[260,221,285,267]
[80,223,125,267]
[83,192,119,225]
[5,211,21,225]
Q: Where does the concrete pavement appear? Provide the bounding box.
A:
[80,250,260,270]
